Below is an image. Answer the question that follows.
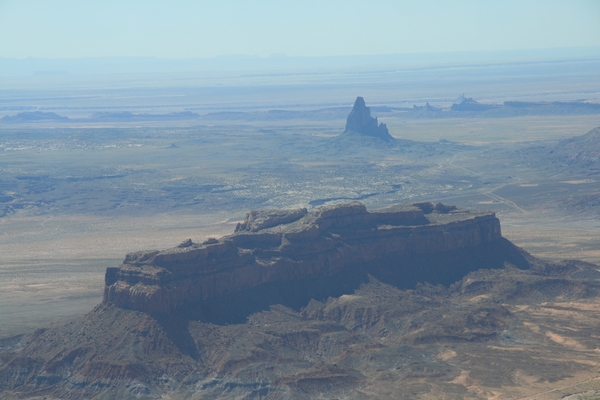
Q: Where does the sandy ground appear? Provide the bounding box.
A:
[0,212,238,338]
[501,212,600,265]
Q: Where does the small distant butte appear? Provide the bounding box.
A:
[340,96,395,141]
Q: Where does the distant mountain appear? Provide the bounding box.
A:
[4,100,597,126]
[505,100,600,110]
[339,97,394,141]
[450,97,495,112]
[503,100,600,116]
[0,111,69,123]
[201,99,600,123]
[444,99,600,118]
[407,102,444,118]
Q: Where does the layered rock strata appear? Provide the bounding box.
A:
[103,202,503,315]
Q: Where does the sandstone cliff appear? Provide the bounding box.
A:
[103,201,509,318]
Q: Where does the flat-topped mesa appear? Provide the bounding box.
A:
[103,202,504,315]
[342,96,394,141]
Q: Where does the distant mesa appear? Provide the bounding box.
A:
[198,98,600,123]
[0,111,69,123]
[410,102,442,117]
[451,97,494,112]
[340,97,394,141]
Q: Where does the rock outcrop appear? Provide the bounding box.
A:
[341,97,394,141]
[103,201,510,318]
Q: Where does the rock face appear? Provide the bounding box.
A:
[341,97,394,141]
[103,201,507,318]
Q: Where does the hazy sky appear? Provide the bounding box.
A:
[1,0,599,59]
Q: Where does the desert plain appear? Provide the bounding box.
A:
[2,53,600,398]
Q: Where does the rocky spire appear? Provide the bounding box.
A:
[342,96,394,141]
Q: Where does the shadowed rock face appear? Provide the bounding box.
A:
[342,96,394,141]
[102,201,520,321]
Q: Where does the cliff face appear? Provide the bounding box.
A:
[103,202,505,316]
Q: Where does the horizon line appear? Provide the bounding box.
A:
[2,45,600,62]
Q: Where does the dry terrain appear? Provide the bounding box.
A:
[2,114,600,338]
[1,56,600,398]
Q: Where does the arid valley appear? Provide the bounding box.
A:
[2,52,600,398]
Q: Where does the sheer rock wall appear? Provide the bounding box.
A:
[103,202,501,314]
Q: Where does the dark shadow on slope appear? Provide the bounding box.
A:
[152,313,200,361]
[182,238,529,325]
[367,238,529,289]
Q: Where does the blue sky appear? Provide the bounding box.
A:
[1,0,599,59]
